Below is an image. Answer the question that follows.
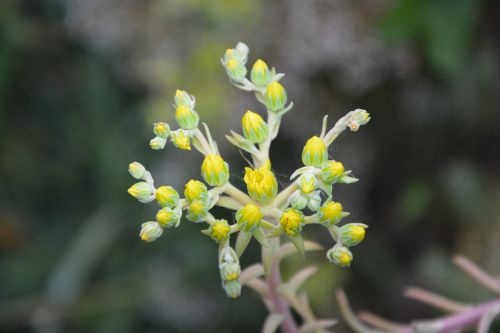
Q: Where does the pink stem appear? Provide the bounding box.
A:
[267,261,299,333]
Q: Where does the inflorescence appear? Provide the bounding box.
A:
[127,42,371,298]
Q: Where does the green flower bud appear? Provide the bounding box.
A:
[320,160,345,183]
[290,191,308,210]
[264,81,287,112]
[348,109,370,131]
[156,207,181,228]
[302,136,327,168]
[184,179,208,203]
[339,223,366,247]
[225,59,247,82]
[201,154,230,187]
[139,222,163,242]
[327,245,353,267]
[223,280,241,298]
[127,182,155,203]
[241,110,268,144]
[187,200,208,222]
[236,203,263,231]
[153,122,170,139]
[128,162,146,179]
[307,192,322,212]
[175,105,199,130]
[174,89,195,109]
[150,136,166,150]
[250,59,271,87]
[220,261,241,281]
[318,200,343,225]
[155,185,179,208]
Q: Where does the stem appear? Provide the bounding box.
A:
[224,183,254,205]
[258,112,279,166]
[271,184,298,209]
[266,238,299,333]
[193,128,212,155]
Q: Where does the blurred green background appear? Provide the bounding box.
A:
[1,0,499,332]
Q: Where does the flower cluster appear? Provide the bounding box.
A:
[127,42,371,298]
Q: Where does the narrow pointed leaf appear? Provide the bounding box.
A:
[253,227,269,248]
[299,319,337,333]
[262,314,284,333]
[288,266,318,293]
[235,230,253,257]
[246,278,269,298]
[277,241,323,261]
[240,264,264,284]
[291,234,305,257]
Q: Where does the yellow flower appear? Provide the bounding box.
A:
[184,179,208,203]
[339,224,366,246]
[187,200,208,222]
[320,160,345,183]
[242,110,268,144]
[298,173,317,194]
[279,208,304,237]
[171,130,191,150]
[318,201,343,225]
[156,207,180,228]
[236,203,263,231]
[153,122,170,139]
[244,160,278,204]
[175,105,199,130]
[302,136,327,168]
[155,185,179,208]
[327,245,353,267]
[201,154,230,187]
[264,81,287,112]
[250,59,271,87]
[210,219,231,242]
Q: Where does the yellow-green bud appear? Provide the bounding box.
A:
[236,203,263,231]
[184,179,208,203]
[244,160,278,204]
[290,191,308,210]
[155,185,179,208]
[170,129,191,150]
[150,136,166,150]
[242,110,268,144]
[156,207,181,228]
[201,154,230,187]
[298,172,317,194]
[339,224,366,247]
[264,81,287,112]
[175,105,199,130]
[128,182,155,203]
[208,219,231,243]
[187,200,208,222]
[220,261,241,281]
[348,109,370,131]
[153,122,170,139]
[139,222,163,242]
[320,160,345,183]
[174,89,195,109]
[318,201,343,225]
[223,280,241,298]
[327,245,353,267]
[250,59,271,87]
[307,192,322,212]
[225,59,247,82]
[302,136,327,168]
[279,208,305,237]
[128,162,146,179]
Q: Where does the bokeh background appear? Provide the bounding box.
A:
[1,0,500,332]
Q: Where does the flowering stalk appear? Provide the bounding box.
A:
[127,42,371,332]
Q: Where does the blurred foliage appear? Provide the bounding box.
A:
[1,0,500,332]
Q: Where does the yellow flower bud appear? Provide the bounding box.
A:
[139,222,163,242]
[220,261,241,281]
[302,136,327,168]
[264,81,287,112]
[298,172,317,194]
[236,203,263,231]
[225,59,247,81]
[155,185,179,208]
[320,160,345,183]
[156,207,181,228]
[187,200,208,222]
[318,201,343,225]
[128,182,155,203]
[170,129,191,150]
[241,110,268,144]
[223,280,241,298]
[209,219,231,243]
[244,160,278,204]
[150,136,166,150]
[175,105,199,130]
[279,208,305,237]
[250,59,271,87]
[128,162,146,179]
[153,122,170,139]
[339,224,366,246]
[201,154,230,187]
[184,179,208,203]
[327,245,353,267]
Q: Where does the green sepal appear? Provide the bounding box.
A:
[235,230,253,257]
[290,234,305,257]
[253,227,269,248]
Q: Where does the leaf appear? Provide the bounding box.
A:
[262,314,284,333]
[246,278,269,298]
[299,319,337,333]
[339,175,358,184]
[240,264,264,284]
[253,227,269,248]
[235,230,253,257]
[290,234,305,257]
[287,266,318,293]
[277,241,323,261]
